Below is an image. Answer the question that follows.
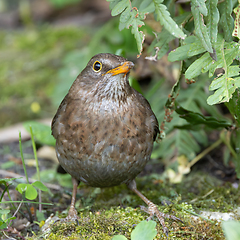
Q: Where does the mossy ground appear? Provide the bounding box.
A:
[26,171,239,240]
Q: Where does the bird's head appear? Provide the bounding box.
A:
[70,53,134,103]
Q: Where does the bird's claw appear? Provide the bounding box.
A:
[140,202,182,237]
[65,206,79,222]
[53,206,79,225]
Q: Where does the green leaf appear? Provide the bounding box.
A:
[139,0,155,13]
[111,235,128,240]
[110,0,129,16]
[25,185,38,200]
[0,221,7,230]
[119,6,131,25]
[191,0,208,16]
[36,210,46,222]
[16,183,28,194]
[175,103,232,129]
[232,5,240,39]
[185,52,212,79]
[207,39,240,105]
[191,4,213,53]
[168,44,191,62]
[23,121,56,146]
[236,129,240,171]
[153,0,186,39]
[205,40,240,77]
[233,128,240,176]
[207,74,240,105]
[219,0,234,42]
[118,5,145,55]
[0,216,16,229]
[156,13,191,60]
[0,209,10,215]
[108,0,147,55]
[222,221,240,240]
[168,36,206,62]
[32,181,48,192]
[108,0,121,9]
[127,15,145,55]
[131,220,157,240]
[206,0,219,46]
[16,183,38,200]
[187,38,206,57]
[0,178,18,184]
[225,89,240,127]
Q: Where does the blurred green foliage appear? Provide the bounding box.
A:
[48,0,81,8]
[0,27,85,127]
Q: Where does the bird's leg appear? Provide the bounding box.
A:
[66,177,80,221]
[127,180,182,236]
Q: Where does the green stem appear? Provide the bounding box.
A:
[1,201,53,205]
[29,126,40,181]
[29,126,42,212]
[220,130,238,159]
[19,132,29,184]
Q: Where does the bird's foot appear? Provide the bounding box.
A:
[140,202,182,237]
[65,206,79,222]
[54,206,79,225]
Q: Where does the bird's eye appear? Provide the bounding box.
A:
[93,61,102,72]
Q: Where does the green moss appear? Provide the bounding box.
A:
[37,205,226,240]
[26,171,240,240]
[38,207,144,240]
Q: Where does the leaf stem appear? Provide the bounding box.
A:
[19,132,29,184]
[1,201,53,205]
[29,126,42,212]
[220,130,238,159]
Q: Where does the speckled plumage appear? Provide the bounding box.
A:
[51,53,181,236]
[52,53,159,187]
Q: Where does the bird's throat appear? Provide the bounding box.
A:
[95,74,131,104]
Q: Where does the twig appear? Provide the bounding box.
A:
[145,47,160,61]
[187,138,222,168]
[190,189,214,203]
[8,201,23,227]
[3,231,17,240]
[179,207,215,224]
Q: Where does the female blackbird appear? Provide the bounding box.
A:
[51,53,180,235]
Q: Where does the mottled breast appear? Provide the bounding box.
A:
[52,88,158,188]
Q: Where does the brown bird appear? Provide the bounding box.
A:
[51,53,181,235]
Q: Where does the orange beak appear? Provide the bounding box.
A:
[105,61,134,76]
